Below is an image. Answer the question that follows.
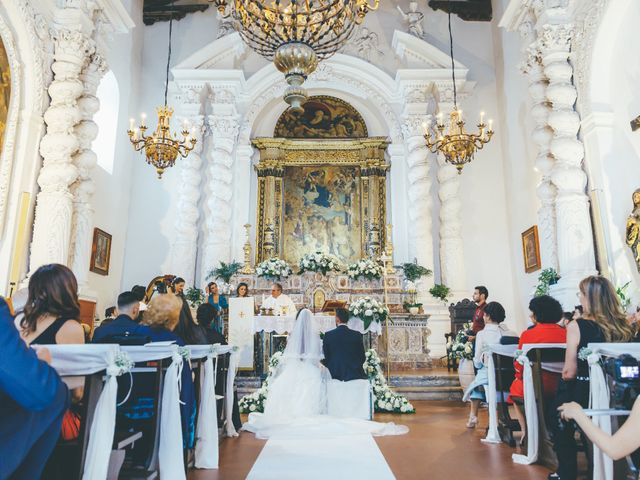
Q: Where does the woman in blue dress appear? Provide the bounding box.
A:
[207,282,228,332]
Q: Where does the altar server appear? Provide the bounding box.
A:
[262,283,296,316]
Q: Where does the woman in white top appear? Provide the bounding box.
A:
[462,301,517,428]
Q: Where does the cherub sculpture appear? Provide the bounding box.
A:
[397,1,425,38]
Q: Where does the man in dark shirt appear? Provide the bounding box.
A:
[470,285,489,337]
[0,297,69,479]
[322,308,367,381]
[93,291,152,343]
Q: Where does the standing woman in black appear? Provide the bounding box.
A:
[550,276,637,480]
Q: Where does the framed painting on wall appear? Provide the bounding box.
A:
[90,228,112,275]
[522,225,541,273]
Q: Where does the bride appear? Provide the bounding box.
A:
[243,308,408,439]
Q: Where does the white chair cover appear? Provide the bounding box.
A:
[587,343,640,480]
[45,344,132,480]
[482,343,518,444]
[512,343,566,466]
[225,349,240,437]
[159,347,187,480]
[327,379,372,419]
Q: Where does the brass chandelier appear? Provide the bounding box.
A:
[424,10,493,173]
[212,0,379,113]
[127,2,195,178]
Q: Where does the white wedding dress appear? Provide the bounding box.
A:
[243,309,408,439]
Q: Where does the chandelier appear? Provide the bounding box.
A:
[424,11,493,173]
[127,3,195,178]
[212,0,379,113]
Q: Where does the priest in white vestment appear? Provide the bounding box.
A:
[262,283,297,316]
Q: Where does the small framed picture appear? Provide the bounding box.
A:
[90,228,112,276]
[522,225,541,273]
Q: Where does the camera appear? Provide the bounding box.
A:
[603,354,640,410]
[155,281,167,294]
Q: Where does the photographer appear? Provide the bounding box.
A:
[558,397,640,461]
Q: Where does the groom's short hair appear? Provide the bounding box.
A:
[335,308,349,324]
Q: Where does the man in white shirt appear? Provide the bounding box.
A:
[262,283,296,316]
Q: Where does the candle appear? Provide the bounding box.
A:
[140,112,147,125]
[133,128,139,141]
[479,111,485,124]
[488,119,493,131]
[129,118,135,131]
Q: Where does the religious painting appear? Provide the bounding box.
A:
[274,96,368,139]
[522,226,541,273]
[90,228,112,275]
[0,39,11,154]
[283,165,362,265]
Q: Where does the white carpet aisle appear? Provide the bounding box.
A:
[246,434,396,480]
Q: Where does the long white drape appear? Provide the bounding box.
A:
[482,344,518,444]
[159,348,187,480]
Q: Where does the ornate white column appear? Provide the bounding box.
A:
[542,24,596,302]
[200,95,239,284]
[401,112,435,291]
[522,46,558,270]
[69,51,107,291]
[170,88,205,286]
[29,17,94,272]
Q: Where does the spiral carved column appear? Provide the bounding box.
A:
[542,25,596,296]
[523,53,558,270]
[402,115,435,290]
[29,27,93,273]
[171,111,204,286]
[69,52,107,289]
[200,115,238,284]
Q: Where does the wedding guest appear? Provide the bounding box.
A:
[207,281,229,312]
[236,282,250,297]
[131,284,148,312]
[0,297,69,479]
[549,276,637,480]
[509,295,566,443]
[101,306,116,326]
[141,294,196,448]
[572,305,583,321]
[174,302,209,344]
[558,396,640,461]
[463,301,516,428]
[172,277,186,296]
[262,283,296,316]
[92,291,151,344]
[470,285,489,338]
[196,303,225,344]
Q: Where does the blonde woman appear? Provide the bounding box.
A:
[550,276,637,480]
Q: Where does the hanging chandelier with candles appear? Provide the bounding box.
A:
[211,0,379,113]
[127,3,196,178]
[424,10,494,174]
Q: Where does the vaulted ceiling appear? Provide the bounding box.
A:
[142,0,492,26]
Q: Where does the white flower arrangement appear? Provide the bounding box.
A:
[255,258,293,280]
[364,349,415,414]
[346,258,384,281]
[298,251,343,275]
[349,296,389,330]
[447,322,475,361]
[239,351,283,413]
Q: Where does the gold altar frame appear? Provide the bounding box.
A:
[253,137,390,264]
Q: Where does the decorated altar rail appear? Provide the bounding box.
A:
[43,343,237,480]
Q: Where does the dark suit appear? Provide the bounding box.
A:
[322,324,367,381]
[92,314,152,344]
[0,298,69,479]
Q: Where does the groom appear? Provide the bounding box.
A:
[322,308,367,381]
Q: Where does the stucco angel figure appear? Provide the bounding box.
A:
[626,188,640,272]
[397,2,425,38]
[351,27,384,62]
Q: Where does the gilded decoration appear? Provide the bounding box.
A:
[274,96,368,139]
[0,39,10,154]
[253,137,389,264]
[626,188,640,272]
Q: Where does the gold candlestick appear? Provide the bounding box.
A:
[384,224,394,274]
[380,251,392,383]
[241,223,254,274]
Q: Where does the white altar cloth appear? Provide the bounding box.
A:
[252,315,382,335]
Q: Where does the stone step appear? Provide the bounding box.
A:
[393,385,463,401]
[389,375,460,388]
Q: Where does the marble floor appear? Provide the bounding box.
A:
[189,400,550,480]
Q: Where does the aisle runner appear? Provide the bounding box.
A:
[247,434,395,480]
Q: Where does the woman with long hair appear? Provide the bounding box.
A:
[236,282,250,297]
[19,264,84,346]
[550,276,637,480]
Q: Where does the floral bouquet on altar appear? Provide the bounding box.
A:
[346,258,384,281]
[349,296,389,330]
[239,352,283,413]
[365,349,415,414]
[298,251,343,275]
[446,322,474,361]
[255,258,292,281]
